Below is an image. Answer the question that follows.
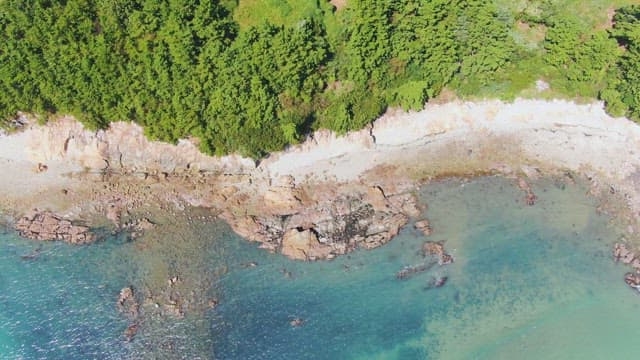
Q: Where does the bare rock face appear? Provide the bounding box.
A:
[365,186,388,212]
[15,211,95,244]
[281,228,332,261]
[25,117,255,175]
[263,188,302,215]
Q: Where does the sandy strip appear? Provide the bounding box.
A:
[262,99,638,182]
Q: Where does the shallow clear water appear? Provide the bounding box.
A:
[1,176,639,359]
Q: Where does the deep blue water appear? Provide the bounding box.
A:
[1,176,639,359]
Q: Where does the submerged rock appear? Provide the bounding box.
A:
[624,272,640,290]
[432,276,448,288]
[124,217,156,240]
[395,264,429,280]
[426,276,448,289]
[289,318,304,327]
[414,219,432,236]
[613,243,636,264]
[15,211,95,244]
[117,286,139,319]
[422,241,454,265]
[517,178,537,206]
[124,323,138,342]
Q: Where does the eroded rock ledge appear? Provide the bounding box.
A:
[15,210,95,244]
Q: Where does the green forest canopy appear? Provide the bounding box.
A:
[0,0,639,158]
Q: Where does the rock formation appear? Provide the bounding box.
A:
[15,211,95,244]
[624,272,640,291]
[613,242,636,264]
[396,264,429,280]
[414,219,432,236]
[281,228,331,261]
[422,241,454,265]
[117,286,140,341]
[117,286,140,319]
[223,182,421,261]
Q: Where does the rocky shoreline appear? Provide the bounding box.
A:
[3,99,640,324]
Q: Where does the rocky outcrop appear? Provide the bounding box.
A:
[281,228,331,261]
[19,115,255,175]
[117,286,139,319]
[224,182,420,261]
[614,242,637,265]
[395,241,454,283]
[117,286,140,342]
[422,241,454,265]
[613,243,640,291]
[414,219,432,236]
[624,272,640,291]
[15,211,95,244]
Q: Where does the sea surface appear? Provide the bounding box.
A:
[1,176,639,359]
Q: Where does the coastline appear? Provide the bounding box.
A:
[2,98,640,260]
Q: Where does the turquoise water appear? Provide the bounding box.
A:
[1,176,640,359]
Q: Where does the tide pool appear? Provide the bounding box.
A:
[1,176,639,359]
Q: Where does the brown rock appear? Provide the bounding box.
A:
[117,286,139,319]
[290,318,304,327]
[208,298,219,309]
[281,228,331,261]
[415,219,432,236]
[263,188,302,215]
[15,211,95,244]
[422,241,454,265]
[624,272,640,290]
[387,193,421,217]
[365,186,388,212]
[423,241,445,257]
[614,243,636,264]
[273,175,296,188]
[124,323,138,342]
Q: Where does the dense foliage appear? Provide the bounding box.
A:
[1,0,639,157]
